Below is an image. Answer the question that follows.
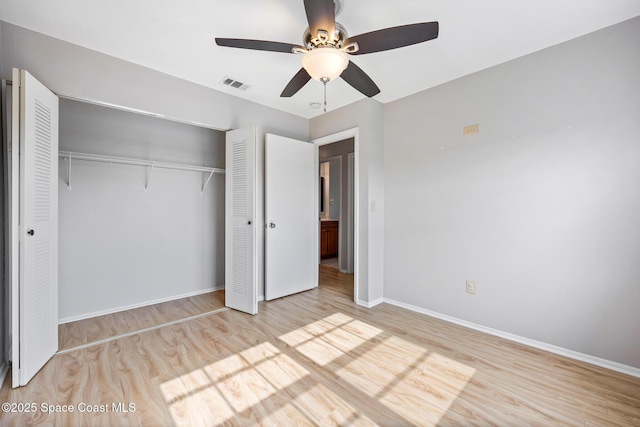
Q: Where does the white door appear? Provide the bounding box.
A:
[265,134,317,300]
[11,69,59,387]
[225,127,258,314]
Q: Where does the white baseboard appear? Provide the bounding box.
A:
[384,298,640,379]
[356,298,383,308]
[58,285,225,324]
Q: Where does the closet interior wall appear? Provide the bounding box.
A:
[58,98,225,322]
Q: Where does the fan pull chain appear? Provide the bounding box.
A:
[321,77,329,113]
[323,82,327,114]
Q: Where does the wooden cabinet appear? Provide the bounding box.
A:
[320,220,339,259]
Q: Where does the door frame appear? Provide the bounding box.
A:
[312,128,359,303]
[347,152,355,274]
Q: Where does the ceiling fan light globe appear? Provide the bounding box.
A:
[302,48,349,81]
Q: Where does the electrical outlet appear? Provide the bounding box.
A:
[466,280,476,295]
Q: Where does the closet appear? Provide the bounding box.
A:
[57,98,226,323]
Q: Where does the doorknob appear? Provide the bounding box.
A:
[268,222,276,229]
[27,229,35,236]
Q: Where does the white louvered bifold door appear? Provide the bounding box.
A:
[225,127,258,314]
[12,69,59,387]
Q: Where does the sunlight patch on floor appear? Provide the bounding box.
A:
[279,314,353,347]
[254,353,311,390]
[280,313,477,425]
[342,319,385,340]
[291,383,378,426]
[238,341,281,365]
[268,403,315,426]
[161,368,235,425]
[379,352,476,425]
[161,312,475,425]
[425,351,477,387]
[323,312,357,327]
[161,341,315,424]
[193,358,279,414]
[278,313,385,366]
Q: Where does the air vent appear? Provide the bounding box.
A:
[221,76,250,91]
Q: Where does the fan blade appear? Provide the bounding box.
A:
[304,0,336,39]
[281,68,312,97]
[345,22,439,55]
[215,38,299,53]
[340,61,380,98]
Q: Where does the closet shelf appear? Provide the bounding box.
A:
[59,150,225,192]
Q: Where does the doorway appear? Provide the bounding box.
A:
[316,135,356,298]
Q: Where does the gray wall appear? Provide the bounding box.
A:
[311,99,385,305]
[383,17,640,368]
[323,159,340,220]
[58,99,225,321]
[320,138,354,272]
[0,22,309,137]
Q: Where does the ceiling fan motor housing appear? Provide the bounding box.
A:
[303,22,348,50]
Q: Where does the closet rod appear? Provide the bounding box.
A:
[59,151,225,173]
[59,150,225,192]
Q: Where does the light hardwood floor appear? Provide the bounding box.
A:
[1,266,639,426]
[58,290,226,352]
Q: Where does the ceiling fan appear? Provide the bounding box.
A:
[215,0,439,100]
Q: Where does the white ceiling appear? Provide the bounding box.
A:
[2,0,639,119]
